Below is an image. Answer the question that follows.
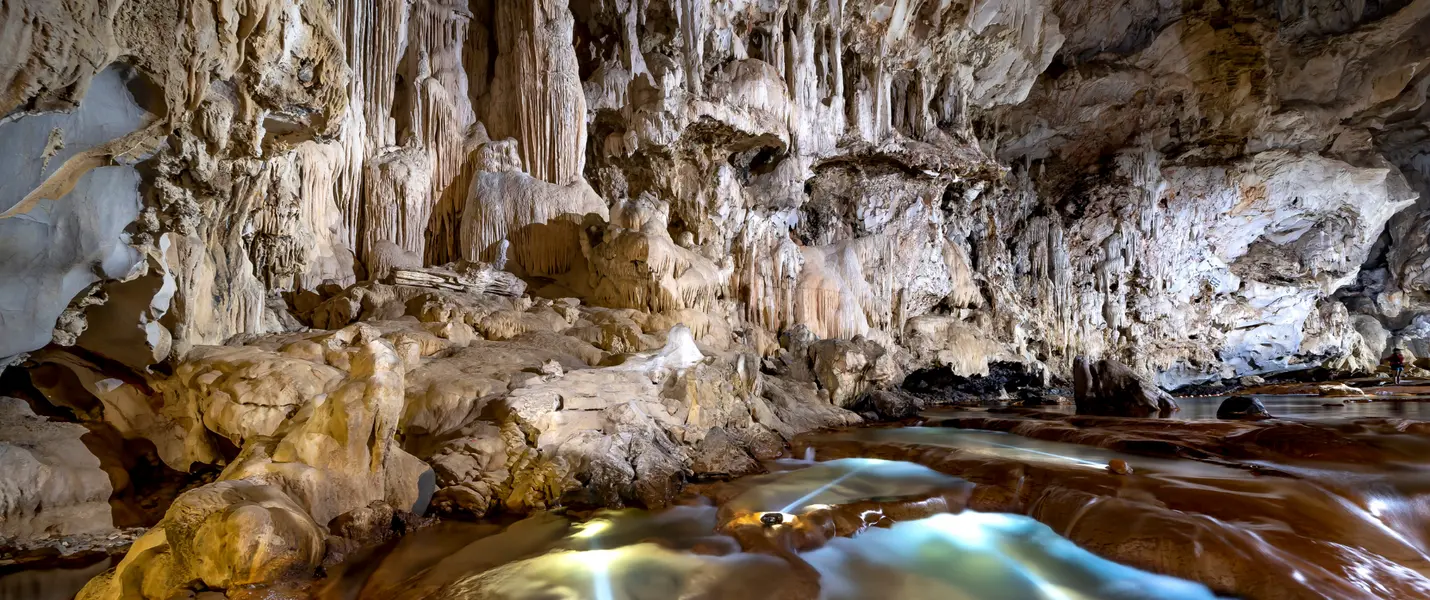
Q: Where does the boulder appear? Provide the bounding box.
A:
[80,335,432,599]
[689,428,761,478]
[1237,375,1267,387]
[179,481,326,590]
[1216,396,1273,420]
[809,337,900,408]
[855,389,926,421]
[1072,357,1179,417]
[78,480,324,599]
[810,339,869,407]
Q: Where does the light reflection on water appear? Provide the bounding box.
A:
[330,458,1225,600]
[819,427,1248,479]
[804,512,1224,600]
[328,403,1430,600]
[457,511,1225,600]
[722,458,969,516]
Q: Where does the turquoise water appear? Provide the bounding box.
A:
[930,395,1430,421]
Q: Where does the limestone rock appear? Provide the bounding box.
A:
[78,333,433,598]
[1072,357,1179,417]
[389,261,526,298]
[158,346,346,461]
[180,481,326,590]
[78,480,324,599]
[809,337,900,408]
[0,0,1426,595]
[856,389,928,421]
[0,397,114,541]
[1316,383,1369,398]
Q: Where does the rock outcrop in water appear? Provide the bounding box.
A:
[0,0,1428,598]
[1073,356,1179,416]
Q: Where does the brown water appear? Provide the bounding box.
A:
[945,395,1430,421]
[0,559,113,600]
[317,458,1227,600]
[41,398,1430,599]
[312,400,1430,600]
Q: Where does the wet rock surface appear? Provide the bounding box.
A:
[1216,396,1273,420]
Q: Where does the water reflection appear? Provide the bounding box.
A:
[722,458,971,515]
[817,427,1247,479]
[799,425,1430,598]
[426,509,1224,600]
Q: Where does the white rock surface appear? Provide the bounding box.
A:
[0,397,114,540]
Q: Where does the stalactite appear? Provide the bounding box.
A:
[485,0,587,186]
[362,146,434,273]
[459,139,607,276]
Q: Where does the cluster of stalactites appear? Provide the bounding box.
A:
[588,195,727,314]
[458,139,608,278]
[484,0,587,186]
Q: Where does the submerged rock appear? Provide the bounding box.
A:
[1216,396,1274,420]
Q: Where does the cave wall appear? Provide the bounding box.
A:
[1,0,1427,387]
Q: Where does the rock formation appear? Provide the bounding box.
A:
[3,0,1427,385]
[0,0,1428,596]
[1073,356,1180,416]
[0,398,114,539]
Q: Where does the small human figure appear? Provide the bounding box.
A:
[1389,348,1406,384]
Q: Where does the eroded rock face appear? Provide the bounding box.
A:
[1,0,1427,391]
[76,330,436,599]
[0,397,114,541]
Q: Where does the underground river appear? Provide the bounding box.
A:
[299,395,1430,600]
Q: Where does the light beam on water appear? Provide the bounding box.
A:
[976,439,1108,470]
[777,462,877,514]
[582,550,617,600]
[573,521,618,600]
